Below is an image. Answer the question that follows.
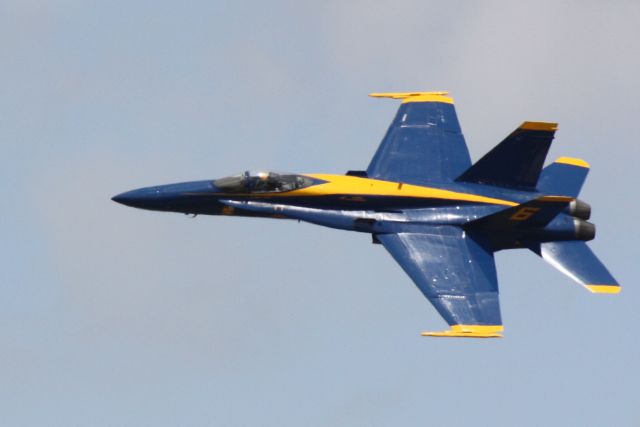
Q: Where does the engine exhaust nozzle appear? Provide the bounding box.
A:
[568,199,591,220]
[574,218,595,241]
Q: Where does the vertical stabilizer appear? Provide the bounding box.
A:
[456,122,557,189]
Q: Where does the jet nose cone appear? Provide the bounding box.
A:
[112,187,162,209]
[111,192,130,205]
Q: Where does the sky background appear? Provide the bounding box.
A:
[2,1,640,426]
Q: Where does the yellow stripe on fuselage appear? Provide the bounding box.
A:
[254,174,517,206]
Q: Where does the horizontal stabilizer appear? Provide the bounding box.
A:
[465,195,572,230]
[457,122,557,189]
[532,241,620,293]
[537,157,589,197]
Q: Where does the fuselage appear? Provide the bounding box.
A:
[111,91,621,336]
[112,172,593,248]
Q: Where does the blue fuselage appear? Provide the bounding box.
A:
[112,173,593,249]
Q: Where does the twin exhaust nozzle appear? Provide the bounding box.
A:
[569,199,594,241]
[568,199,591,220]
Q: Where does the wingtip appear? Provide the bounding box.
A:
[421,325,504,338]
[421,331,503,338]
[369,91,453,104]
[585,284,621,294]
[555,157,590,168]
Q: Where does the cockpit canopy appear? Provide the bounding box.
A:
[214,171,315,194]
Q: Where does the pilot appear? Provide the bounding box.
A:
[253,172,279,192]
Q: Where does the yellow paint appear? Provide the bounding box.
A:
[539,195,574,203]
[510,207,540,221]
[211,175,518,207]
[519,121,558,131]
[585,284,621,294]
[369,91,454,105]
[555,157,590,168]
[422,324,504,338]
[278,174,518,206]
[221,206,235,215]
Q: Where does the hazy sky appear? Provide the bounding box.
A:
[2,1,640,426]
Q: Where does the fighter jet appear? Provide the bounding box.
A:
[113,91,620,338]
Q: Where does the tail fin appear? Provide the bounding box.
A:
[537,157,589,197]
[457,122,557,189]
[531,241,620,293]
[465,195,572,231]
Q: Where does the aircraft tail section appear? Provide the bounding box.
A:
[457,122,557,190]
[537,157,590,197]
[465,195,572,231]
[531,241,620,293]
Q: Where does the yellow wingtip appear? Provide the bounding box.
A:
[369,91,453,104]
[519,121,558,131]
[585,284,621,294]
[555,157,590,168]
[421,324,504,338]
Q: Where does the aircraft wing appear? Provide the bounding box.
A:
[376,226,503,337]
[366,92,472,186]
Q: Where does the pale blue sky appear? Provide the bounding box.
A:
[2,1,640,426]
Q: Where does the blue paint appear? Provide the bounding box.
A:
[457,125,556,189]
[366,102,471,185]
[538,162,589,197]
[113,98,619,333]
[535,241,619,288]
[377,228,502,326]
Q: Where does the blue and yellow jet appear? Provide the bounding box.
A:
[113,91,620,338]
